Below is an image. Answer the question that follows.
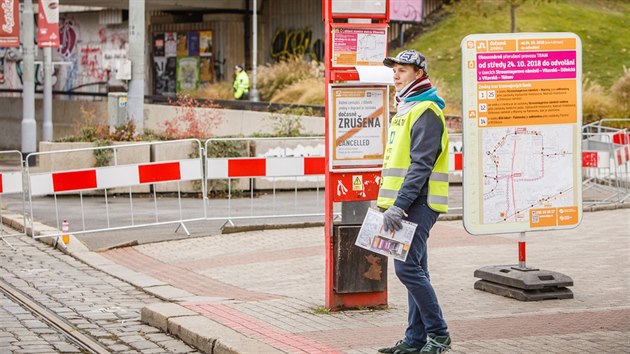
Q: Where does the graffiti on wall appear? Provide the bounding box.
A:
[0,13,128,93]
[270,28,323,62]
[390,0,423,23]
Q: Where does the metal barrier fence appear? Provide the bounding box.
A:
[203,135,465,225]
[204,137,328,226]
[25,139,206,241]
[0,150,26,249]
[581,119,630,204]
[10,125,630,243]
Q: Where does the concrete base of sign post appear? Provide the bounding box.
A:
[473,265,574,301]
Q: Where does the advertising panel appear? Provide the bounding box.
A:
[38,0,60,47]
[0,0,19,47]
[461,33,582,234]
[329,85,388,169]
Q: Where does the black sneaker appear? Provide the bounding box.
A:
[419,333,451,353]
[378,340,419,354]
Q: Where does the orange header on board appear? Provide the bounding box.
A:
[518,38,576,51]
[487,39,517,52]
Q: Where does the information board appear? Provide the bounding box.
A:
[331,24,388,67]
[331,0,387,16]
[461,33,582,234]
[329,85,388,168]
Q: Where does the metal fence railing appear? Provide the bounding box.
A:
[0,150,26,250]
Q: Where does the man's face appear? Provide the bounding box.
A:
[392,63,421,92]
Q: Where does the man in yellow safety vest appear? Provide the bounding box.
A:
[377,50,451,354]
[233,64,250,100]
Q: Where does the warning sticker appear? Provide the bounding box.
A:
[352,175,363,191]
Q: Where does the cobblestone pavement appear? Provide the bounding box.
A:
[102,208,630,353]
[0,291,83,354]
[0,233,199,354]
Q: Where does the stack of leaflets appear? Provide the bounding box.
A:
[355,208,418,261]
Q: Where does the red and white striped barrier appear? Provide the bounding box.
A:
[612,132,630,145]
[449,152,463,172]
[615,145,630,166]
[582,151,611,168]
[29,159,202,196]
[205,156,325,178]
[0,171,23,195]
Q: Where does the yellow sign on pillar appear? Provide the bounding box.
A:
[352,175,363,191]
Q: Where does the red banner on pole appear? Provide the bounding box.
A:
[38,0,60,47]
[0,0,19,47]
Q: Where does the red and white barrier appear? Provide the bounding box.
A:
[449,152,463,172]
[0,171,23,195]
[205,157,325,179]
[615,145,630,166]
[582,151,611,168]
[29,159,202,196]
[612,132,630,145]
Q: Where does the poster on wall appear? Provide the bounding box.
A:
[199,56,214,83]
[188,31,200,56]
[176,56,199,92]
[390,0,423,23]
[199,31,213,56]
[176,32,188,57]
[0,0,20,47]
[165,32,177,57]
[38,0,60,47]
[164,57,177,94]
[153,33,165,57]
[154,57,176,95]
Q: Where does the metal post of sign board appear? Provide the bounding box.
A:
[462,33,582,301]
[323,0,391,310]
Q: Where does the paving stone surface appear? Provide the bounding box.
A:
[0,234,199,354]
[97,208,630,353]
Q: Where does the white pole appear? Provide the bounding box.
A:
[21,0,37,154]
[250,0,260,101]
[43,47,53,141]
[127,0,145,133]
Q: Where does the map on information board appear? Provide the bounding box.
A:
[482,125,574,224]
[332,25,388,67]
[461,32,582,235]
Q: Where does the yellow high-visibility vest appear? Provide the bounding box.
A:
[377,100,449,213]
[233,71,250,99]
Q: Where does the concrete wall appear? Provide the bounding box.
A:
[0,97,108,150]
[143,104,325,138]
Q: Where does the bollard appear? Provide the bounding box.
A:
[61,219,70,245]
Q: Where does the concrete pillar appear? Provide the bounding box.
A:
[127,0,145,133]
[21,0,36,154]
[43,47,53,141]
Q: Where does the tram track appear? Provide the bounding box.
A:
[0,277,111,354]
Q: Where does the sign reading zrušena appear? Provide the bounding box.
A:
[329,86,388,169]
[461,33,582,235]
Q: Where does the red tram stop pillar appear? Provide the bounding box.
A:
[322,0,393,310]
